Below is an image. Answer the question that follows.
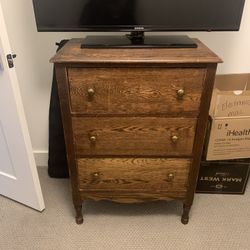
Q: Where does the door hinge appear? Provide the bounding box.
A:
[6,54,16,68]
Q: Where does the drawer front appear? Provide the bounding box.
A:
[72,117,196,157]
[68,68,205,116]
[77,158,190,196]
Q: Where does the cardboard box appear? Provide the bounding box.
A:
[196,160,250,194]
[206,117,250,161]
[209,74,250,118]
[206,73,250,160]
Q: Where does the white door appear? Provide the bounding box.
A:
[0,2,45,211]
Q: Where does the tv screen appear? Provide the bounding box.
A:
[33,0,245,32]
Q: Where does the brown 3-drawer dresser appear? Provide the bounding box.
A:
[50,38,222,224]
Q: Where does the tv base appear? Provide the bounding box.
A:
[81,33,197,49]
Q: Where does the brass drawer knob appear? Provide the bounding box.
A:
[171,135,179,143]
[166,173,174,182]
[89,135,97,143]
[176,88,185,98]
[92,172,99,178]
[87,88,95,97]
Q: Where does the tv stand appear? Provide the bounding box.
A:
[51,38,221,224]
[81,33,197,49]
[126,31,145,44]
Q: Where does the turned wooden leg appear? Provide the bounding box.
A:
[74,203,83,224]
[181,204,191,225]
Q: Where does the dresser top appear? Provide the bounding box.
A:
[50,38,222,64]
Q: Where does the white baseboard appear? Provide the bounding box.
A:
[34,150,48,167]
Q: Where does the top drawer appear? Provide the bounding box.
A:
[68,68,205,116]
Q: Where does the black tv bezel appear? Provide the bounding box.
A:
[36,26,242,32]
[32,0,245,33]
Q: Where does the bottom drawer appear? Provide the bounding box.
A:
[77,158,191,198]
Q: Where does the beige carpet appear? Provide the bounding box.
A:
[0,167,250,250]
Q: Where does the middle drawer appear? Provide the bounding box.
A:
[72,117,196,157]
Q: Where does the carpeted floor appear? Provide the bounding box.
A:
[0,167,250,250]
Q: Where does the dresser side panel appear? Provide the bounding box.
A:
[186,64,218,205]
[55,64,81,205]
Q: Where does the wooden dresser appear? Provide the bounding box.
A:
[50,38,221,224]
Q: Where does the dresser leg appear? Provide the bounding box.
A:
[181,204,191,225]
[74,203,83,224]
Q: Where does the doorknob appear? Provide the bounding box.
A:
[6,54,17,69]
[6,54,14,68]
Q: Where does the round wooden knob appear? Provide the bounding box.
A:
[166,173,174,182]
[89,135,97,143]
[171,135,179,143]
[87,88,95,97]
[177,88,185,98]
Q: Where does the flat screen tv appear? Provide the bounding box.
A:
[32,0,246,48]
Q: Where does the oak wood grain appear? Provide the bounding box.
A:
[80,191,185,203]
[186,64,218,206]
[68,67,205,116]
[72,117,196,157]
[52,39,221,224]
[55,65,83,212]
[77,158,190,195]
[50,38,222,64]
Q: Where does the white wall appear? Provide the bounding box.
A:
[1,0,250,163]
